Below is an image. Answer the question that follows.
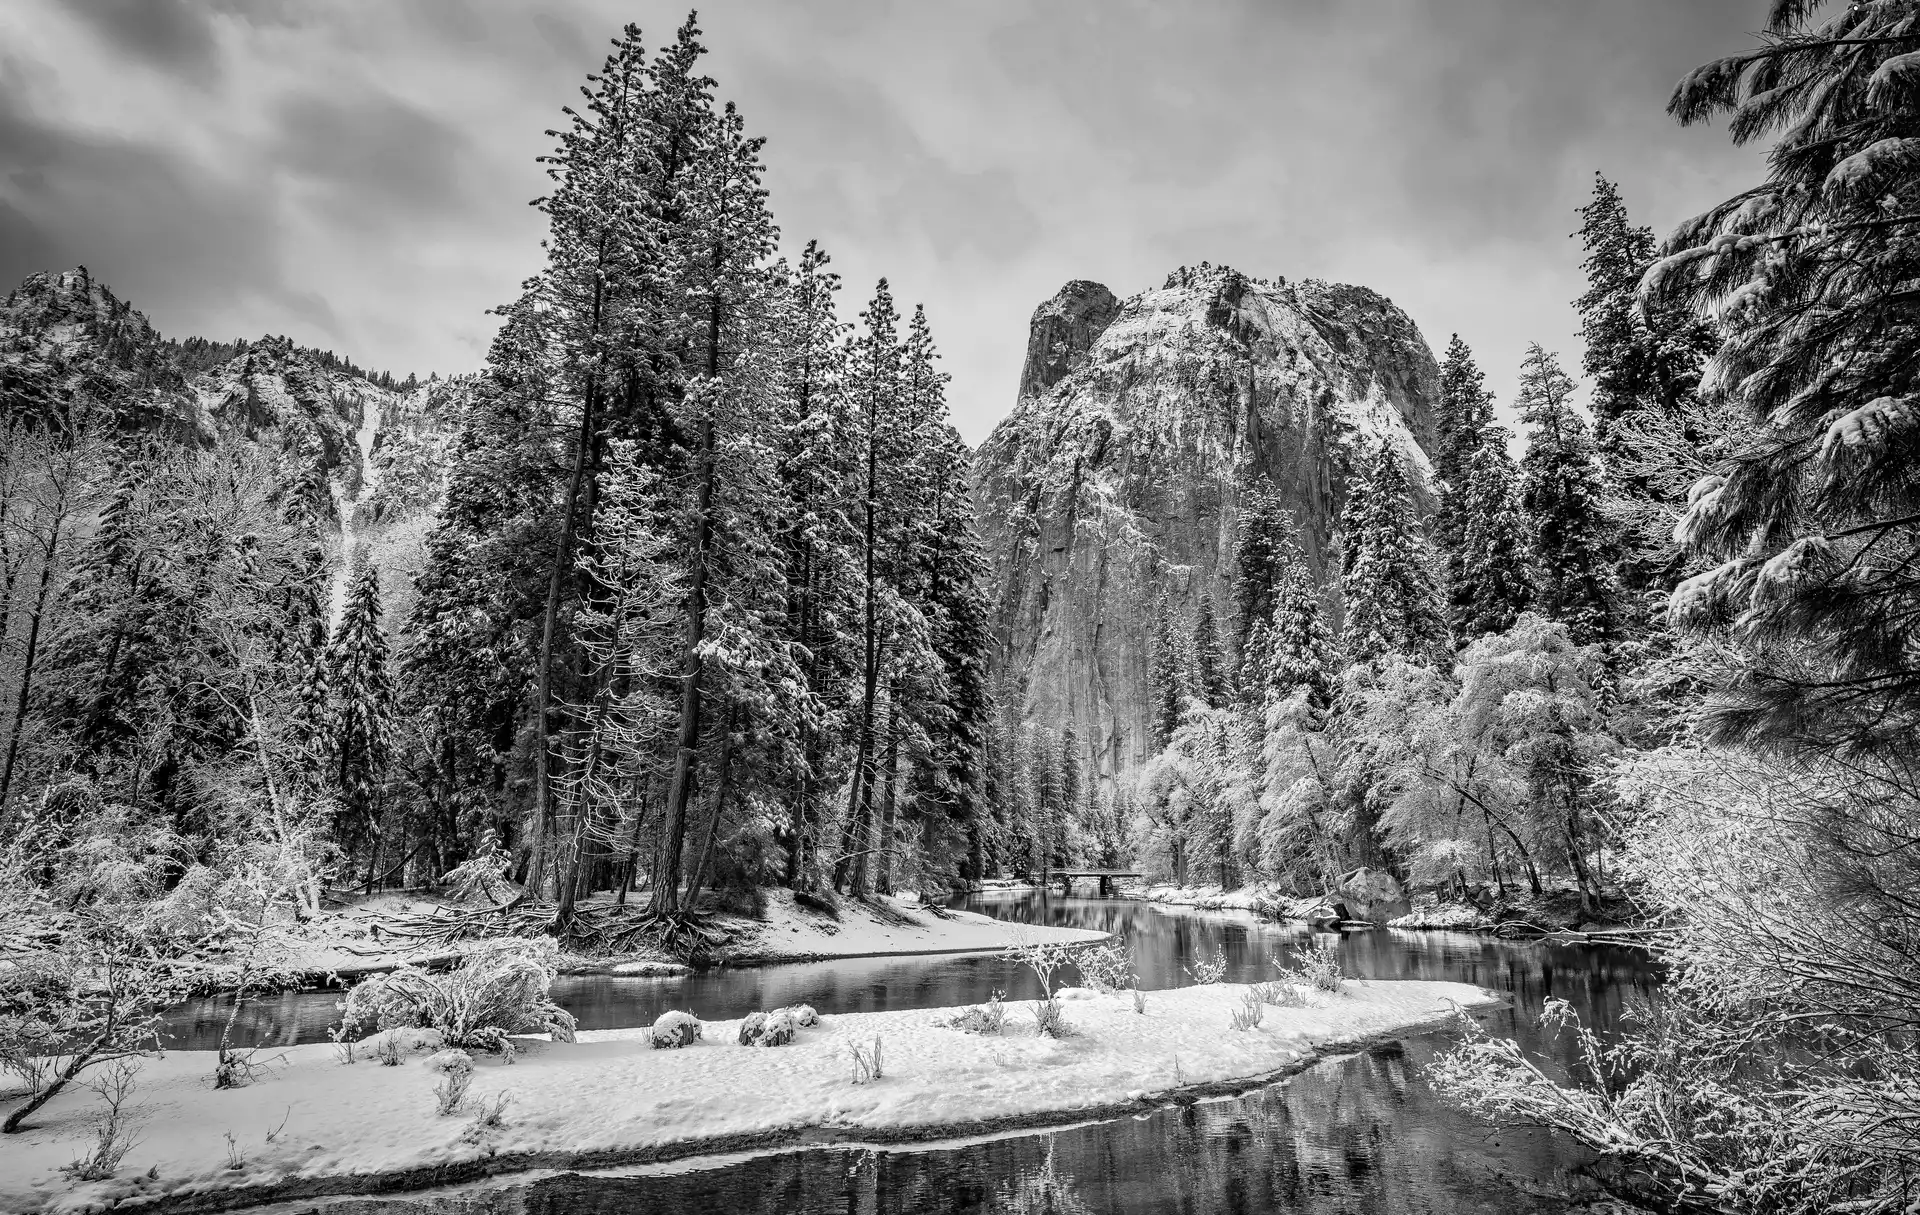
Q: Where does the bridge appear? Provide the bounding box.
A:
[1026,869,1142,897]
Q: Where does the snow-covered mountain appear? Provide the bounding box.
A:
[973,263,1442,779]
[2,267,464,625]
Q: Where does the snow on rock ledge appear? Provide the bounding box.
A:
[0,981,1497,1213]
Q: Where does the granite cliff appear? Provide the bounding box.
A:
[973,264,1441,780]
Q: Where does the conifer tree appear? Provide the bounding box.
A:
[1451,430,1535,640]
[1191,593,1230,708]
[1435,335,1496,512]
[1515,345,1615,647]
[1265,558,1338,711]
[1229,483,1295,669]
[324,560,394,856]
[1339,443,1446,666]
[1574,173,1715,443]
[1150,596,1189,745]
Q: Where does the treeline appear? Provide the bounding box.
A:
[165,335,420,391]
[0,16,1000,927]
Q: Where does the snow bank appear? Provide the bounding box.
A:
[715,889,1105,963]
[0,980,1495,1214]
[1388,902,1493,930]
[1133,883,1288,916]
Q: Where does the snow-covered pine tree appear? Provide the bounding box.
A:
[773,241,857,889]
[1515,345,1615,648]
[1191,593,1230,708]
[1265,557,1338,711]
[1339,442,1447,666]
[1149,595,1190,745]
[1574,173,1715,445]
[1452,430,1534,640]
[1229,482,1296,675]
[833,279,907,898]
[324,559,394,862]
[1435,335,1496,527]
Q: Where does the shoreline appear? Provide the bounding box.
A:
[2,981,1499,1215]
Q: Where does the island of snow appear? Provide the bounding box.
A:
[1,979,1498,1214]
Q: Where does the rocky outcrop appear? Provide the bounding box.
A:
[973,264,1441,779]
[1018,280,1121,400]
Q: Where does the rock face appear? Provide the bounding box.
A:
[973,264,1441,780]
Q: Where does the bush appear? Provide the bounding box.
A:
[1184,945,1229,986]
[337,941,577,1059]
[1032,995,1070,1039]
[459,1091,513,1145]
[737,1009,796,1047]
[1230,989,1264,1031]
[649,1010,702,1049]
[787,1004,819,1028]
[1277,943,1344,993]
[59,1059,142,1181]
[1072,938,1134,993]
[947,991,1007,1036]
[848,1035,883,1084]
[429,1050,474,1115]
[1251,979,1306,1008]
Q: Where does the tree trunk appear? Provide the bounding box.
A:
[685,703,738,912]
[0,512,67,817]
[875,693,899,896]
[649,415,715,916]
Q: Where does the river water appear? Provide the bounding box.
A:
[165,893,1658,1213]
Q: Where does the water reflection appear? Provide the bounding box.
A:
[186,893,1657,1214]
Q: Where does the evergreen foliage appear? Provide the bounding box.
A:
[1450,431,1534,640]
[1514,346,1615,648]
[1338,443,1446,666]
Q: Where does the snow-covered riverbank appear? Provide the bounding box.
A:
[1,979,1498,1214]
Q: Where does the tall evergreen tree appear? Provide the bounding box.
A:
[1339,443,1446,666]
[1229,483,1296,671]
[1574,173,1716,443]
[1149,595,1189,745]
[1515,345,1615,647]
[324,560,394,857]
[1451,431,1535,640]
[1191,593,1230,708]
[1265,557,1338,711]
[1435,335,1496,508]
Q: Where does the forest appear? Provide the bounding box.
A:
[2,3,1918,1213]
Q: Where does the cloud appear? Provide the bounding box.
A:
[0,0,1782,440]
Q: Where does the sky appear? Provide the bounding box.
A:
[0,0,1773,443]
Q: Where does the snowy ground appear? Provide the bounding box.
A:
[1388,902,1494,930]
[713,889,1104,964]
[1132,882,1292,915]
[0,979,1497,1214]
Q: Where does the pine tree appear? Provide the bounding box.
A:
[1515,345,1615,647]
[1229,483,1296,671]
[1339,443,1447,666]
[1435,335,1496,512]
[1451,431,1535,640]
[1574,173,1716,443]
[324,560,394,853]
[1265,557,1338,710]
[1191,593,1230,708]
[1150,596,1189,746]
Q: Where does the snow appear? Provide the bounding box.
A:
[715,890,1106,963]
[0,980,1497,1213]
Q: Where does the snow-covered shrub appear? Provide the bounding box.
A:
[1278,943,1344,993]
[337,941,576,1057]
[59,1059,142,1182]
[848,1035,883,1084]
[1072,938,1134,993]
[1032,995,1069,1039]
[459,1091,513,1145]
[787,1004,819,1028]
[1230,989,1264,1031]
[427,1050,474,1115]
[737,1009,796,1047]
[1132,987,1146,1015]
[371,1030,407,1067]
[649,1010,702,1049]
[1252,979,1306,1008]
[1183,945,1228,986]
[947,992,1006,1036]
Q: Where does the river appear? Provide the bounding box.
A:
[163,892,1658,1213]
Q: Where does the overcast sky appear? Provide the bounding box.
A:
[0,0,1771,442]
